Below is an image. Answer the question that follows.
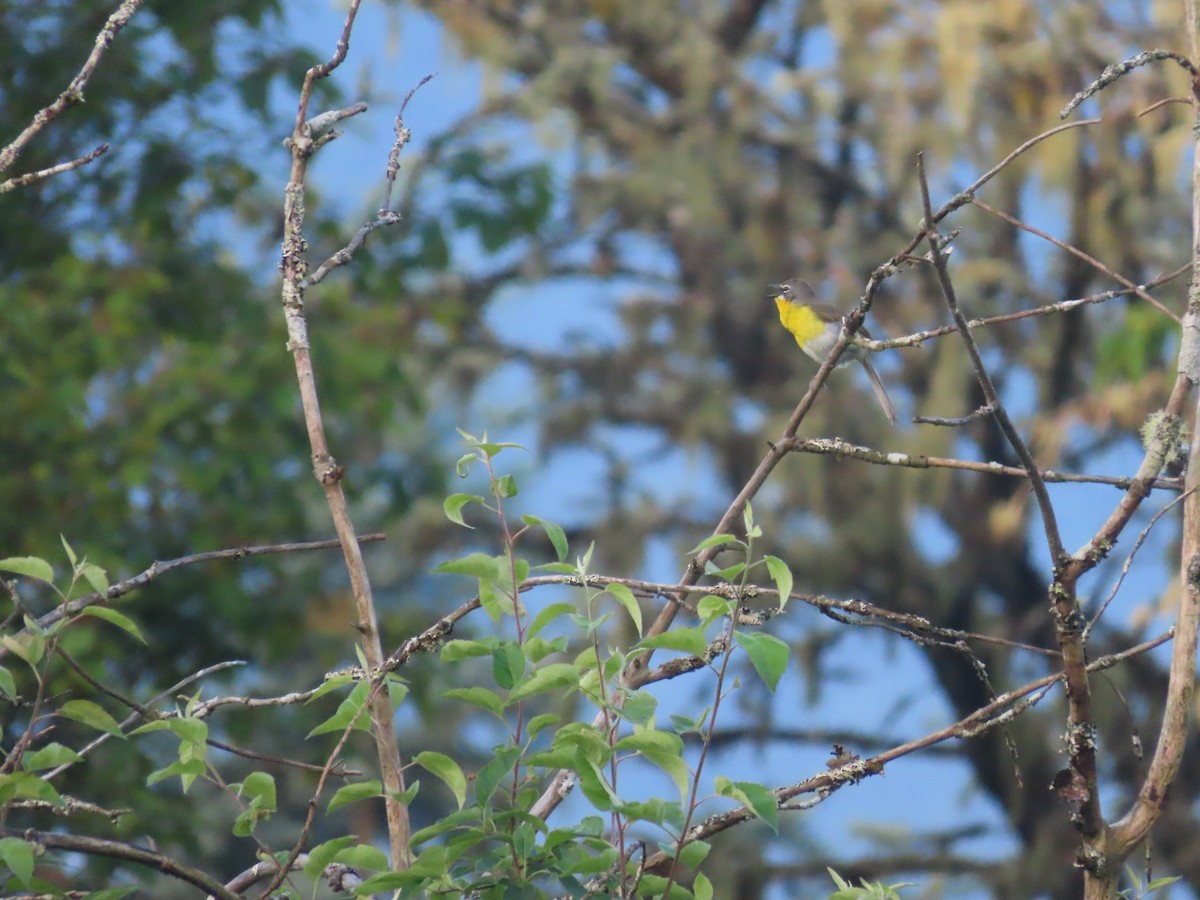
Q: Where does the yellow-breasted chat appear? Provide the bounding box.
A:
[772,278,897,426]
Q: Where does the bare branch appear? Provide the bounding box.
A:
[918,153,1065,563]
[1,534,385,655]
[305,212,402,286]
[782,436,1182,492]
[278,0,411,868]
[0,143,109,193]
[0,827,236,900]
[1086,489,1195,637]
[1109,27,1200,853]
[1061,50,1200,119]
[0,0,143,177]
[43,660,245,781]
[636,632,1173,873]
[858,263,1190,351]
[381,73,436,214]
[970,197,1180,322]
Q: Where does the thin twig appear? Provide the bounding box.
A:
[1061,50,1200,119]
[970,197,1180,322]
[913,405,994,426]
[0,144,109,193]
[635,631,1173,872]
[0,0,143,176]
[1137,97,1193,118]
[1086,490,1195,637]
[857,263,1190,351]
[3,534,385,653]
[260,676,380,896]
[783,436,1182,492]
[918,154,1065,563]
[381,73,435,214]
[0,827,236,900]
[305,213,402,286]
[43,660,246,781]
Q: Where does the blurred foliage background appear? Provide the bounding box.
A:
[2,0,1197,897]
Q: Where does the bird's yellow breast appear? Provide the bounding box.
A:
[775,297,827,349]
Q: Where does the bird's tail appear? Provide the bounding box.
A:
[859,357,898,426]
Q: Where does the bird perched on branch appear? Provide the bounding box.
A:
[771,278,897,426]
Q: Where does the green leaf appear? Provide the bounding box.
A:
[612,797,683,828]
[441,686,504,717]
[629,874,693,899]
[303,836,358,881]
[334,842,389,872]
[706,561,746,581]
[524,635,567,662]
[477,440,526,457]
[763,555,793,609]
[527,602,575,640]
[130,716,207,748]
[493,473,518,498]
[491,641,526,689]
[410,808,482,846]
[61,536,78,567]
[414,751,468,808]
[677,839,711,868]
[526,713,561,739]
[146,758,206,791]
[455,453,476,478]
[79,606,146,643]
[687,533,739,555]
[615,729,689,798]
[716,776,779,833]
[443,493,484,528]
[389,783,419,806]
[0,772,64,807]
[1146,876,1183,892]
[474,746,521,804]
[507,663,579,703]
[440,639,493,661]
[433,553,500,580]
[522,515,568,561]
[0,837,34,888]
[59,699,125,737]
[694,871,714,900]
[733,631,789,692]
[0,666,16,701]
[637,627,708,658]
[535,561,577,574]
[240,771,276,811]
[306,672,354,702]
[22,742,82,771]
[327,779,383,814]
[0,556,53,585]
[605,582,642,635]
[1,633,44,668]
[696,595,733,624]
[742,502,756,538]
[620,691,658,726]
[80,562,109,595]
[573,753,617,811]
[307,681,371,737]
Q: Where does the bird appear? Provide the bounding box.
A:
[772,278,898,426]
